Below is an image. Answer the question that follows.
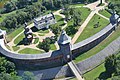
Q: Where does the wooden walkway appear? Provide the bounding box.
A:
[68,61,84,80]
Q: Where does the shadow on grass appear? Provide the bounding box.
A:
[31,26,48,32]
[57,18,64,22]
[16,38,24,46]
[31,27,39,32]
[16,38,31,46]
[98,72,111,79]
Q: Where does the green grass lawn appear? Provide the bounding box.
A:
[70,78,77,80]
[14,33,25,45]
[74,26,120,63]
[19,48,44,54]
[54,15,65,26]
[32,34,37,37]
[76,14,109,43]
[69,4,85,8]
[37,29,49,33]
[12,46,20,51]
[50,44,57,50]
[7,27,23,42]
[99,9,111,18]
[84,63,106,80]
[5,45,11,50]
[34,38,39,44]
[38,33,45,36]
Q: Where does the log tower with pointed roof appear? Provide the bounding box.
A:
[58,30,72,62]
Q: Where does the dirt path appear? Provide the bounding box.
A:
[96,12,109,20]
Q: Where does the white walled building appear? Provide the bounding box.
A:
[34,13,56,30]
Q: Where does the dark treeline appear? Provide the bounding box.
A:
[1,0,98,13]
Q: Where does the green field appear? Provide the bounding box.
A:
[84,63,106,80]
[34,38,39,44]
[69,4,85,8]
[55,15,65,26]
[76,14,109,43]
[99,10,111,18]
[74,26,120,63]
[14,33,24,45]
[50,44,57,50]
[12,46,20,51]
[37,29,49,33]
[19,48,44,54]
[7,27,24,42]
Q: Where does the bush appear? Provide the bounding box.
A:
[38,40,50,52]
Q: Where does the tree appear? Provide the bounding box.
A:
[0,57,16,74]
[69,8,74,16]
[22,71,35,80]
[53,0,62,8]
[4,1,15,12]
[50,24,61,35]
[66,25,77,36]
[63,4,70,21]
[3,14,18,29]
[105,55,116,77]
[0,73,22,80]
[112,76,120,80]
[73,10,81,26]
[108,0,120,14]
[115,56,120,75]
[38,40,50,52]
[0,73,13,80]
[0,57,21,80]
[15,10,27,24]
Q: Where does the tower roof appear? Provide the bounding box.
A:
[114,14,119,20]
[58,30,71,45]
[0,29,6,36]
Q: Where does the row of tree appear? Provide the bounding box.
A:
[0,56,36,80]
[1,0,38,13]
[1,0,98,13]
